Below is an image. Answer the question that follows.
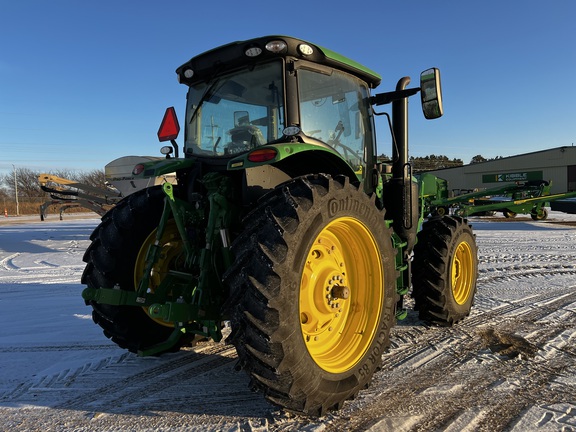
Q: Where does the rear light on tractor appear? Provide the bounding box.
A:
[247,148,277,163]
[132,164,145,175]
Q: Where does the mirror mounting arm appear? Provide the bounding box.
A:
[371,87,420,106]
[171,139,179,158]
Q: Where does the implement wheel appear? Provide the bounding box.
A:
[531,208,548,221]
[224,174,396,416]
[412,216,478,325]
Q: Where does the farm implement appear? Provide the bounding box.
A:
[38,174,122,220]
[419,173,576,220]
[38,157,176,220]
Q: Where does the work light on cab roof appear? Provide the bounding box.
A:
[178,38,315,81]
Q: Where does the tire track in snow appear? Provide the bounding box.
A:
[0,253,20,270]
[1,343,238,408]
[385,288,576,368]
[0,351,130,402]
[479,252,576,265]
[467,331,576,431]
[478,264,576,285]
[54,343,239,411]
[0,264,85,285]
[322,289,576,432]
[0,344,116,353]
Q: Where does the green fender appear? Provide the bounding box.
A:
[227,143,361,180]
[131,144,361,183]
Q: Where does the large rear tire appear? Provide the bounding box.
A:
[224,174,396,416]
[412,216,478,325]
[81,187,186,354]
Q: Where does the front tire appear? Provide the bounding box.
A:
[412,216,478,325]
[224,174,396,415]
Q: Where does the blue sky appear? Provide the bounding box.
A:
[1,1,575,176]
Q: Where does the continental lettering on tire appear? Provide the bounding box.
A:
[328,197,379,227]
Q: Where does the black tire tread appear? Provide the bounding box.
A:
[223,174,396,416]
[81,187,180,354]
[412,216,478,326]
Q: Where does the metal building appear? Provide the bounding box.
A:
[426,146,576,195]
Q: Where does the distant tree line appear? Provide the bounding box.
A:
[378,154,464,171]
[469,155,504,164]
[378,153,504,171]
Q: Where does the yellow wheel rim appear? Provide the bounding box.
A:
[299,217,383,373]
[451,240,475,305]
[134,220,183,327]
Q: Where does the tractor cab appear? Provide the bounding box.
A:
[156,36,442,200]
[158,36,382,178]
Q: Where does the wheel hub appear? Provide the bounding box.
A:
[134,221,184,327]
[330,284,350,300]
[451,240,474,305]
[300,249,349,344]
[299,217,384,374]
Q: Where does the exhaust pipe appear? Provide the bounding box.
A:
[389,76,419,254]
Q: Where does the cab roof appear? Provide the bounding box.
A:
[176,35,382,89]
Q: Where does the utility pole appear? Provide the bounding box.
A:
[12,164,19,216]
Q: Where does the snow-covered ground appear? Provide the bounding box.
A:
[1,211,575,431]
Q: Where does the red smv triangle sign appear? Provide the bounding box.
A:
[157,107,180,142]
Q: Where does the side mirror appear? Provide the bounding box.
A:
[420,68,443,119]
[234,111,250,127]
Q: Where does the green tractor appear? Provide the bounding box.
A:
[82,36,478,415]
